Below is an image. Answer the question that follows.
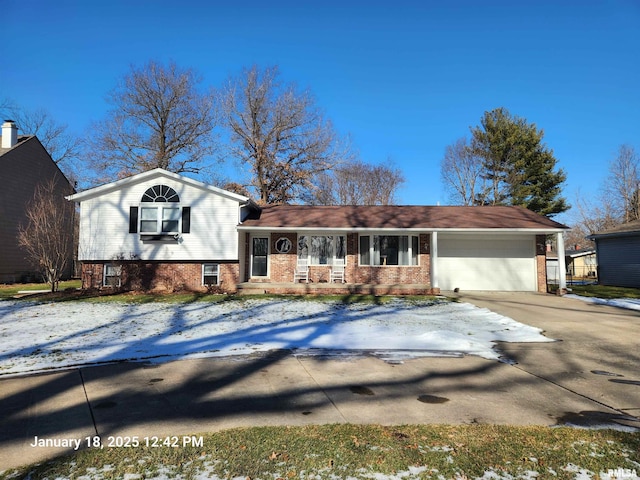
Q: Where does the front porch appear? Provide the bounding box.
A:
[236,281,439,296]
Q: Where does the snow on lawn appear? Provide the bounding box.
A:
[0,298,553,376]
[565,294,640,311]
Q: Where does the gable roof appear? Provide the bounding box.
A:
[588,219,640,239]
[0,135,75,192]
[0,134,32,157]
[67,168,250,203]
[239,205,568,232]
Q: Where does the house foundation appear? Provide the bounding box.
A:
[80,262,240,293]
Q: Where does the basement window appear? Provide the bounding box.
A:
[202,264,220,286]
[103,263,122,287]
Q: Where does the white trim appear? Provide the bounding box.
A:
[238,226,566,234]
[556,232,567,292]
[297,234,346,266]
[103,263,122,287]
[67,168,249,203]
[430,232,439,289]
[250,235,270,278]
[358,233,419,267]
[202,263,220,286]
[139,204,182,235]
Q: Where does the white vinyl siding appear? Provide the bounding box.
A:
[437,234,536,291]
[77,177,242,261]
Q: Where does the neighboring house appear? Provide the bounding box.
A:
[68,168,570,294]
[566,248,597,279]
[0,120,75,283]
[546,248,597,284]
[588,221,640,288]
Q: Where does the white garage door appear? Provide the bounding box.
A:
[438,234,537,291]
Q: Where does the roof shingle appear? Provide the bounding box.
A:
[589,219,640,237]
[240,205,568,231]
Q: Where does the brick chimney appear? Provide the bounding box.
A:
[1,120,18,148]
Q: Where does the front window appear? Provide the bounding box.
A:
[162,207,180,233]
[139,185,181,235]
[202,264,219,286]
[298,235,346,265]
[359,235,419,266]
[140,207,158,233]
[140,206,181,234]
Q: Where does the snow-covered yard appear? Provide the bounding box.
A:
[566,293,640,311]
[0,298,553,377]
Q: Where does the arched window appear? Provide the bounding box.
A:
[130,184,190,236]
[141,185,180,203]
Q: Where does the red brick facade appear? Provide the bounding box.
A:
[81,262,240,293]
[80,232,549,295]
[535,235,548,293]
[247,232,432,286]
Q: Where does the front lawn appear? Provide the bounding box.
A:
[570,284,640,299]
[0,296,550,376]
[0,280,81,300]
[2,424,638,480]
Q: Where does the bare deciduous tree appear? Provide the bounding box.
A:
[87,60,217,180]
[306,159,405,205]
[0,99,82,177]
[221,65,349,204]
[566,190,619,249]
[18,179,75,292]
[603,144,640,223]
[440,137,485,205]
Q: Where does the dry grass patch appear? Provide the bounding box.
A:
[2,424,638,479]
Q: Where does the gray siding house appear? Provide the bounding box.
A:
[0,121,75,283]
[589,220,640,288]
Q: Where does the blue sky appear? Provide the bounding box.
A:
[2,0,639,224]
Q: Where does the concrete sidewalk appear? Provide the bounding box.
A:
[2,293,639,471]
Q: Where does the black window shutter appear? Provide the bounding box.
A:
[182,207,191,233]
[129,206,138,233]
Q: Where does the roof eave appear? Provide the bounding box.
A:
[588,230,640,240]
[67,168,249,203]
[237,226,567,233]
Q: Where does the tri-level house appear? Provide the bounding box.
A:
[68,168,569,294]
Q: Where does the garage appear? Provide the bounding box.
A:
[437,234,537,291]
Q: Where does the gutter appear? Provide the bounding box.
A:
[236,226,567,234]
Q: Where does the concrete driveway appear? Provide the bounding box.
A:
[457,291,640,428]
[1,292,639,471]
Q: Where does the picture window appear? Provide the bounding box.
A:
[297,235,346,266]
[359,235,419,266]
